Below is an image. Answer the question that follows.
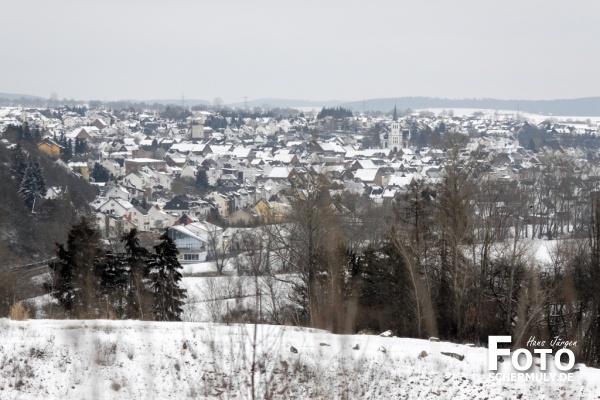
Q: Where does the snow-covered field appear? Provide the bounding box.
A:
[0,319,598,399]
[181,273,293,323]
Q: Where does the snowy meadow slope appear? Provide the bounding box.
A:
[0,319,598,399]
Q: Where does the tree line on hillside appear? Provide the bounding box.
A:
[46,219,186,321]
[0,137,97,271]
[317,107,353,119]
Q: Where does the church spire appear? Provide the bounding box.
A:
[393,104,398,122]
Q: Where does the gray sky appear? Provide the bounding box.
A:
[1,0,599,103]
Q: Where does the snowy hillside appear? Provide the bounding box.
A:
[0,319,598,399]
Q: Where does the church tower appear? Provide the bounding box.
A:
[389,105,401,152]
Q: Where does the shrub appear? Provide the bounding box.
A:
[9,302,30,320]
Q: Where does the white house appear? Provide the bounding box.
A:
[168,220,224,263]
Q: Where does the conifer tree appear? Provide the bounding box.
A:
[18,164,38,210]
[95,251,129,318]
[48,243,76,312]
[91,162,110,182]
[10,143,27,183]
[21,122,32,142]
[18,158,47,210]
[121,228,151,319]
[61,138,73,162]
[48,218,103,317]
[147,229,187,321]
[31,158,47,197]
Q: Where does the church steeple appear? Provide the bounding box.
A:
[393,105,398,122]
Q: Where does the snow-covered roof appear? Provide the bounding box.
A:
[353,168,379,182]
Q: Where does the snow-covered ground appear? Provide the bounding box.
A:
[181,274,294,323]
[0,319,597,399]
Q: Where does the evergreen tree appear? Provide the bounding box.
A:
[91,162,111,182]
[48,243,76,312]
[121,228,151,319]
[74,138,88,155]
[31,158,47,197]
[10,143,27,183]
[21,122,32,142]
[18,164,38,210]
[18,158,47,210]
[61,138,73,162]
[32,127,41,143]
[147,229,187,321]
[48,218,103,317]
[195,168,209,193]
[95,251,129,318]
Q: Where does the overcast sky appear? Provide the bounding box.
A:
[1,1,599,103]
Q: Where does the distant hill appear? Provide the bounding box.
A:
[0,92,45,101]
[226,98,345,109]
[339,97,600,117]
[143,99,211,107]
[2,91,599,116]
[223,96,600,116]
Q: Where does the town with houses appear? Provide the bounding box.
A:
[5,102,600,398]
[2,104,600,263]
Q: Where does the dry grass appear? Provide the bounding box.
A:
[95,339,117,366]
[8,302,30,320]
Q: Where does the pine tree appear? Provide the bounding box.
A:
[48,243,76,313]
[48,218,103,317]
[195,168,209,193]
[10,143,27,183]
[147,229,187,321]
[32,127,41,143]
[21,122,32,142]
[18,164,38,210]
[95,251,129,318]
[61,138,73,162]
[31,158,47,197]
[74,138,88,155]
[18,158,47,210]
[91,162,110,182]
[121,228,151,319]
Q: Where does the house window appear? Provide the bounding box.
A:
[184,254,200,261]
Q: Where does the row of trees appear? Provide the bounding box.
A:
[47,219,186,321]
[316,107,353,119]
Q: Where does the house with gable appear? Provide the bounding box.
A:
[163,195,193,217]
[168,219,224,263]
[105,184,131,201]
[122,170,157,197]
[147,204,176,230]
[353,168,383,186]
[97,197,134,217]
[37,138,62,158]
